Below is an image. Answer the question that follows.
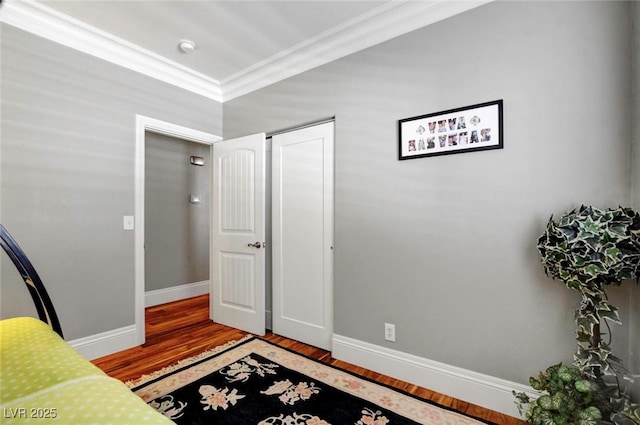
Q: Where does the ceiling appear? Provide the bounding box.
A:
[1,0,491,101]
[38,0,388,83]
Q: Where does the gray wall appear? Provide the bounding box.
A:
[224,1,636,388]
[0,24,222,340]
[145,134,210,292]
[631,0,640,400]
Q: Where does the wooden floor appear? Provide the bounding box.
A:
[92,295,520,425]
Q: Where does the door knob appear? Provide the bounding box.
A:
[247,241,262,248]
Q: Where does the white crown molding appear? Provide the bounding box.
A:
[0,0,493,103]
[221,0,494,101]
[0,0,223,102]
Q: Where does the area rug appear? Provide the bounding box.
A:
[127,336,490,425]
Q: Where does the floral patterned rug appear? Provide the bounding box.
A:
[127,337,490,425]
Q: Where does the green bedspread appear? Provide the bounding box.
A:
[0,317,172,424]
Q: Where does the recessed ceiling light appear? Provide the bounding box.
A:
[178,39,196,54]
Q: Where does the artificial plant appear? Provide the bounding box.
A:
[514,364,605,425]
[515,205,640,425]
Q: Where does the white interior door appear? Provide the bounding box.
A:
[272,122,334,350]
[211,133,266,335]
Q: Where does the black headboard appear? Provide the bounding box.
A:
[0,224,64,338]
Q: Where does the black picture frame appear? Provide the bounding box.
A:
[398,99,503,160]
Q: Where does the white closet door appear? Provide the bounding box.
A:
[272,122,334,350]
[211,133,266,335]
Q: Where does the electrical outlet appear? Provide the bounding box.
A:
[384,323,395,342]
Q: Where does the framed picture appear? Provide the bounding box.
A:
[398,99,503,160]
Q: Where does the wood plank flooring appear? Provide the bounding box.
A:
[92,295,521,425]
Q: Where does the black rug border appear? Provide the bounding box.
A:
[131,336,499,425]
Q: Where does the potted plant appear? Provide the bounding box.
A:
[514,206,640,425]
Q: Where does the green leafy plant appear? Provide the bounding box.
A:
[515,206,640,425]
[514,364,603,425]
[612,404,640,425]
[537,206,640,380]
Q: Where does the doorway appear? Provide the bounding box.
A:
[134,115,221,345]
[144,133,211,308]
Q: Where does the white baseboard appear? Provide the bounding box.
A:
[145,281,209,308]
[69,325,137,361]
[69,282,210,361]
[332,334,536,419]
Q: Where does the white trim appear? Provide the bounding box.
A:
[332,334,537,419]
[137,116,220,145]
[135,115,221,346]
[69,325,137,361]
[1,0,493,102]
[220,0,493,101]
[145,281,210,308]
[0,0,222,101]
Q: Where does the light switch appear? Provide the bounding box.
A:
[190,195,201,204]
[123,215,134,230]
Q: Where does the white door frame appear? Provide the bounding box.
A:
[134,115,221,345]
